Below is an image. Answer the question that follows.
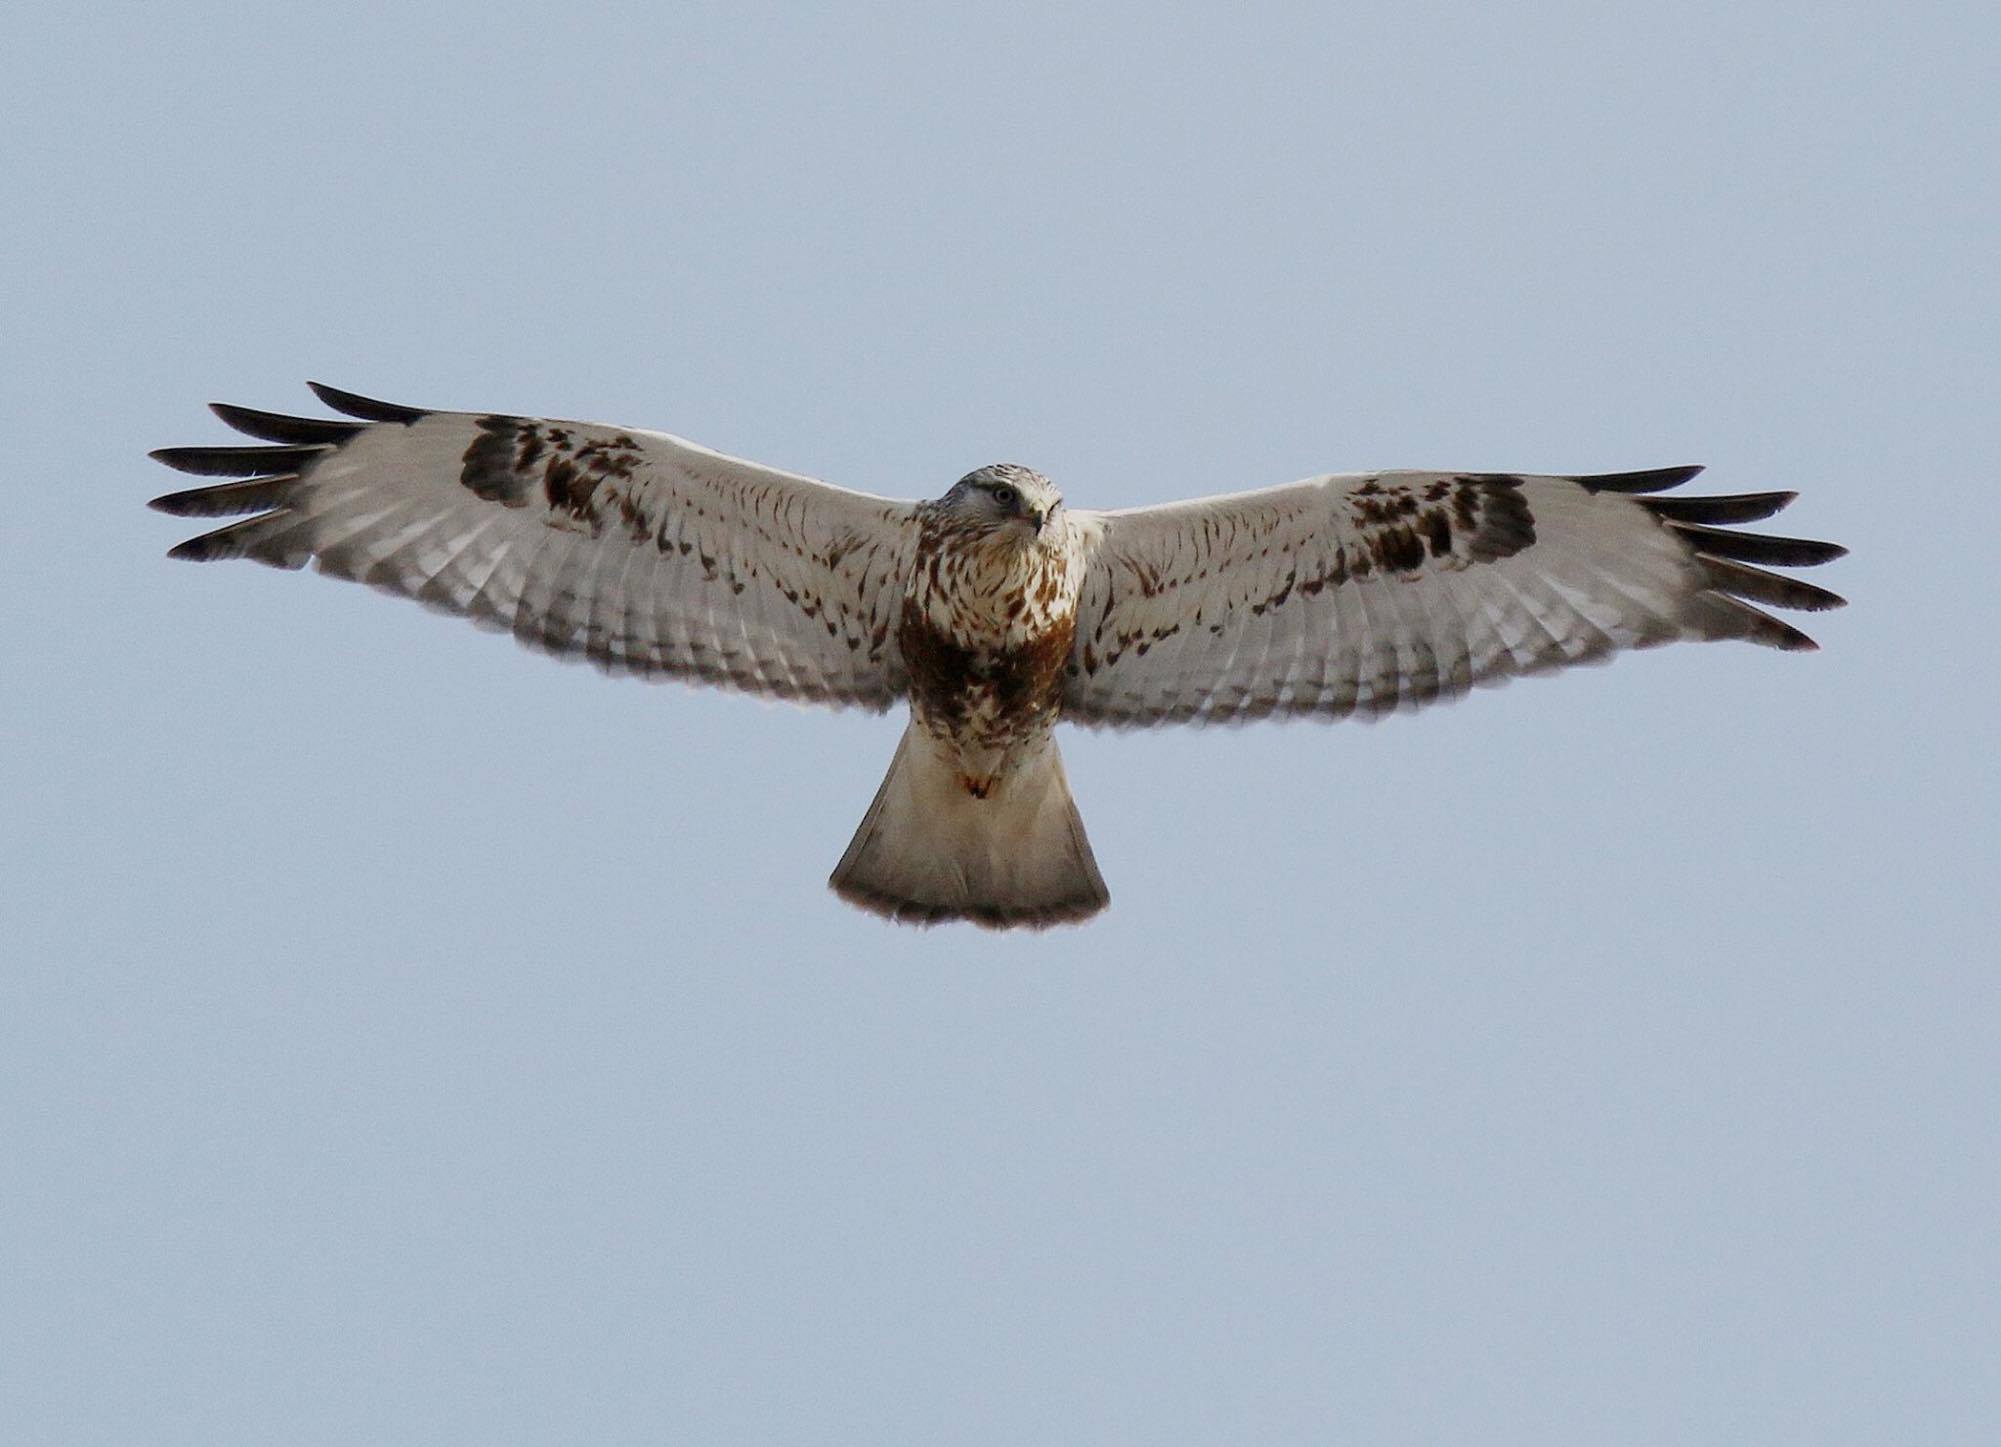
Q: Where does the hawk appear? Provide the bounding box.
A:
[151,385,1846,928]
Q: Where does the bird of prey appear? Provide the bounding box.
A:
[151,384,1846,929]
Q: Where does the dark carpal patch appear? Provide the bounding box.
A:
[1347,473,1534,577]
[460,416,650,524]
[461,416,537,507]
[1453,474,1536,560]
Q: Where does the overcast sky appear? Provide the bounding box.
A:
[4,3,1996,1443]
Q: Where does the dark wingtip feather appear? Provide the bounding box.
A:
[210,402,365,444]
[1669,522,1849,567]
[305,382,428,423]
[150,444,326,477]
[166,534,229,562]
[163,514,309,567]
[1638,490,1797,526]
[1746,617,1823,652]
[166,524,256,562]
[1699,555,1847,612]
[1574,464,1705,495]
[148,475,300,517]
[1599,470,1849,627]
[1714,597,1822,651]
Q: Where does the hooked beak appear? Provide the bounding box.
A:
[1029,507,1048,535]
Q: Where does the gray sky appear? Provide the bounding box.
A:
[4,2,1995,1442]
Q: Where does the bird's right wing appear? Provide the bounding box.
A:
[151,385,920,708]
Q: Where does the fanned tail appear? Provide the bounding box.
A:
[830,725,1109,929]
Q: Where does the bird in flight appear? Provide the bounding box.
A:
[152,384,1845,928]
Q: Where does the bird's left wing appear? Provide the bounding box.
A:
[1063,467,1844,726]
[152,385,919,708]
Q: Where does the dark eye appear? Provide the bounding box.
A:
[991,485,1019,508]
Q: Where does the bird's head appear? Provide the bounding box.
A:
[937,464,1062,541]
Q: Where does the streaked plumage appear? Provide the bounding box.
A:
[152,385,1846,928]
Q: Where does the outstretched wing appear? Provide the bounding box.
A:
[151,385,919,708]
[1063,467,1845,726]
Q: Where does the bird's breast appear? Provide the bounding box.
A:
[899,526,1082,768]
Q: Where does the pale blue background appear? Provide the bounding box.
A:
[4,3,1995,1443]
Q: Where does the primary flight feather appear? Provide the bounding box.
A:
[152,384,1845,928]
